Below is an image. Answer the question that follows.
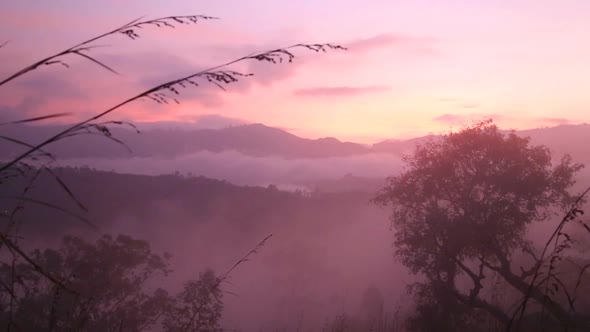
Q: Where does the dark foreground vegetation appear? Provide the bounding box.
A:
[0,233,224,331]
[376,120,590,331]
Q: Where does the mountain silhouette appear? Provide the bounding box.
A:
[0,123,369,159]
[1,122,589,162]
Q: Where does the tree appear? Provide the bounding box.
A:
[0,234,228,332]
[163,269,223,332]
[374,120,588,331]
[0,234,167,331]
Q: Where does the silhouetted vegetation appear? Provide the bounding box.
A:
[375,120,590,331]
[0,234,225,331]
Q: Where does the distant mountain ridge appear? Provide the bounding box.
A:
[0,123,370,159]
[1,122,589,162]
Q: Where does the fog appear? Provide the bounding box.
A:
[103,192,409,331]
[57,151,402,188]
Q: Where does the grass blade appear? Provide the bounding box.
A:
[0,112,72,126]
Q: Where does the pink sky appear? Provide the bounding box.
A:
[2,0,590,143]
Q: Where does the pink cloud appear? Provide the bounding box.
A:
[433,113,501,125]
[537,117,572,126]
[0,11,81,30]
[0,46,286,121]
[433,113,464,124]
[345,33,436,55]
[293,85,389,97]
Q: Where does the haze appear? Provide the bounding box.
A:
[1,2,590,332]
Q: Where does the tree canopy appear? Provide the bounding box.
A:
[0,234,223,332]
[375,120,587,331]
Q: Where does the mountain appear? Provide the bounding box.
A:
[372,124,590,164]
[371,135,434,155]
[517,124,590,164]
[1,122,589,163]
[0,123,370,159]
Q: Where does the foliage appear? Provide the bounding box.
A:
[405,281,489,332]
[0,234,229,332]
[163,269,223,332]
[0,235,154,330]
[375,120,588,330]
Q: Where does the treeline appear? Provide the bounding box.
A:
[0,166,372,236]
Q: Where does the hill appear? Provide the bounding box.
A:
[2,122,589,166]
[0,123,370,159]
[0,167,400,330]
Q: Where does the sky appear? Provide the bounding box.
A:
[1,0,590,143]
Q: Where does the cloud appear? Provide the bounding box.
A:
[537,117,572,126]
[0,11,88,30]
[346,34,405,51]
[433,113,463,124]
[0,69,93,121]
[192,114,246,128]
[103,52,231,108]
[245,59,301,86]
[59,151,402,187]
[293,86,389,98]
[433,113,501,125]
[0,41,323,125]
[133,114,247,131]
[0,50,249,120]
[0,69,88,107]
[110,47,306,99]
[345,33,436,55]
[188,42,326,88]
[434,113,580,130]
